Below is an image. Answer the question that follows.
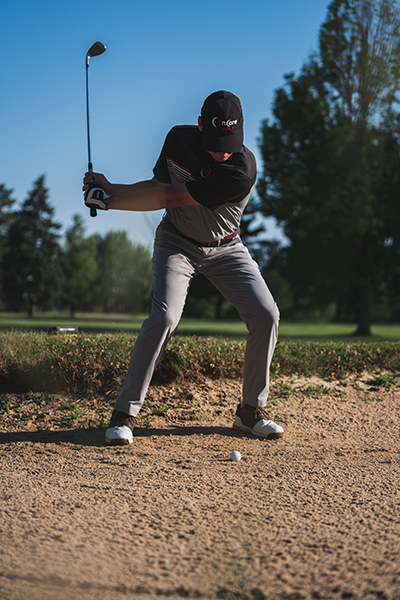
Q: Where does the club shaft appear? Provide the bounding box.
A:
[86,65,92,169]
[85,42,106,219]
[86,64,95,216]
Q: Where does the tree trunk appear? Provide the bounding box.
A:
[215,294,224,320]
[333,300,344,323]
[353,281,371,337]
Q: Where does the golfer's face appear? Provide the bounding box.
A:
[206,150,233,162]
[197,117,233,162]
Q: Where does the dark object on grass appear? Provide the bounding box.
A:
[47,327,79,335]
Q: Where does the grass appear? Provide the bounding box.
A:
[372,373,398,390]
[1,312,400,340]
[0,329,399,395]
[1,328,398,431]
[303,384,346,398]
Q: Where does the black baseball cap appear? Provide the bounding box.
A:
[200,91,244,153]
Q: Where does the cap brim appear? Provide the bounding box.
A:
[202,130,243,154]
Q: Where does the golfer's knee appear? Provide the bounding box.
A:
[253,301,280,330]
[150,308,180,332]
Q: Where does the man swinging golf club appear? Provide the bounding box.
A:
[83,90,284,445]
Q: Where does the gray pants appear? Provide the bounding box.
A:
[115,222,279,416]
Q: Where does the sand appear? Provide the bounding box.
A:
[0,374,399,600]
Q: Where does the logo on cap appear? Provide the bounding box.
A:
[212,117,238,130]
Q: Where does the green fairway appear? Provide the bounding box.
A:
[0,313,399,340]
[278,322,400,341]
[0,313,147,334]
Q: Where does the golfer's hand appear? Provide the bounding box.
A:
[84,187,110,210]
[82,171,112,194]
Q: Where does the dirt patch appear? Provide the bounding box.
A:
[0,374,400,600]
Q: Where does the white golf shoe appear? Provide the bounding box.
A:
[105,410,135,445]
[233,403,284,439]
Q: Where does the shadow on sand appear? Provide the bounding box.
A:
[0,424,247,447]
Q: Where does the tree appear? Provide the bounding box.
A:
[125,242,153,314]
[240,199,295,315]
[0,184,16,307]
[62,214,100,316]
[257,0,400,335]
[97,230,152,314]
[239,196,270,271]
[3,175,63,316]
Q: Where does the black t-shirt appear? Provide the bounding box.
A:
[153,125,257,242]
[153,125,256,209]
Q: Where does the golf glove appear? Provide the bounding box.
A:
[84,187,111,211]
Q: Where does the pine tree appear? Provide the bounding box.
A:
[0,184,16,307]
[3,175,63,316]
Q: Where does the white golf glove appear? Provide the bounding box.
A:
[84,187,111,211]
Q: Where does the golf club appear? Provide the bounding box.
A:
[85,41,106,217]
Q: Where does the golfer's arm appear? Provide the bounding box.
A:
[107,177,163,195]
[107,178,199,211]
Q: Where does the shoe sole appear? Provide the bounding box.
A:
[105,438,132,446]
[105,425,133,445]
[233,422,284,439]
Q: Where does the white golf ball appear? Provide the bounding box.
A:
[230,451,241,462]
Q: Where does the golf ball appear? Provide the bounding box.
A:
[230,451,241,462]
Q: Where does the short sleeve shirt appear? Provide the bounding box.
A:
[153,125,257,242]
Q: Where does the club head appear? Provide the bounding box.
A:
[87,41,106,58]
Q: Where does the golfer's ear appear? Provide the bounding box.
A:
[198,117,203,132]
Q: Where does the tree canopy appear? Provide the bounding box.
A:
[257,0,400,334]
[3,175,63,316]
[63,214,100,316]
[0,180,154,318]
[0,184,16,306]
[97,230,152,315]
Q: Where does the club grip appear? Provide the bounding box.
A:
[86,168,97,217]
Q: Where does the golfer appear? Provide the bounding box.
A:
[83,90,283,445]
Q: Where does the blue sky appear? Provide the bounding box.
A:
[0,0,332,246]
